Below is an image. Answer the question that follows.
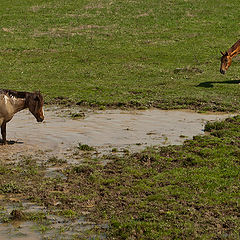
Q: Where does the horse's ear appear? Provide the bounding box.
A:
[34,95,40,101]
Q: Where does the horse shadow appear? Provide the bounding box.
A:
[0,140,24,145]
[197,80,240,88]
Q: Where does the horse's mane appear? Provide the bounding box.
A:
[0,89,28,98]
[228,39,240,55]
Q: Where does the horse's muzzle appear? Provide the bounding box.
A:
[37,117,44,122]
[220,69,226,75]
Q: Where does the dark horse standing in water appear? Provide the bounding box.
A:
[220,39,240,74]
[0,89,44,144]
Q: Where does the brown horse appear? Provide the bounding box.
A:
[220,39,240,74]
[0,89,44,144]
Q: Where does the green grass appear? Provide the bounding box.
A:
[0,1,240,239]
[0,0,240,110]
[77,143,95,151]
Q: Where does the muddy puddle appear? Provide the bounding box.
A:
[0,199,106,240]
[0,107,234,160]
[0,107,235,239]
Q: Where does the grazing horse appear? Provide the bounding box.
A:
[220,39,240,74]
[0,89,44,144]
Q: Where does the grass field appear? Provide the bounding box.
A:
[0,0,240,110]
[0,0,240,239]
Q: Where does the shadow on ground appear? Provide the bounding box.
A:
[197,80,240,88]
[0,140,24,145]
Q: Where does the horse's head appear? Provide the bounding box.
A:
[26,91,44,122]
[220,51,232,74]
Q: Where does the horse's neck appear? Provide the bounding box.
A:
[10,96,26,114]
[228,39,240,58]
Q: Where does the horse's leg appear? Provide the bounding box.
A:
[1,122,7,144]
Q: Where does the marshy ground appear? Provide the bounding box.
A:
[0,107,238,239]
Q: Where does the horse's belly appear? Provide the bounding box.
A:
[0,114,12,126]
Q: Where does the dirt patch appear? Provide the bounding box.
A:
[34,25,108,38]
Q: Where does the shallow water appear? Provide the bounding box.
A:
[0,221,41,240]
[0,200,104,240]
[0,108,234,159]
